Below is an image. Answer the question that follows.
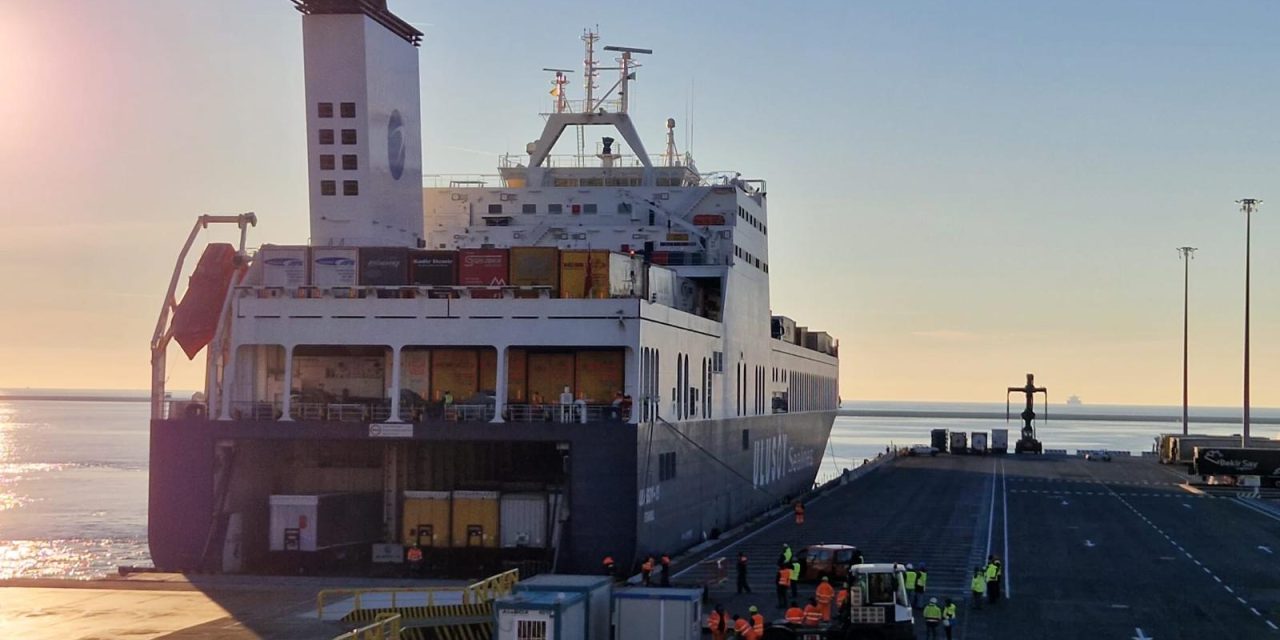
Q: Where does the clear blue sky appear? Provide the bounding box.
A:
[2,0,1278,405]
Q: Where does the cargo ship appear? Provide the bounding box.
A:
[147,0,839,576]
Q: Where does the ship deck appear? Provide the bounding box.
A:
[7,452,1280,639]
[679,451,1280,639]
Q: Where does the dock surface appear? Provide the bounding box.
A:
[682,452,1280,639]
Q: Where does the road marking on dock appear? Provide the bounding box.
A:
[1001,459,1010,600]
[1267,620,1277,630]
[1132,627,1153,640]
[1258,545,1273,555]
[1084,539,1096,548]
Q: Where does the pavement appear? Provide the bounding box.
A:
[680,451,1280,639]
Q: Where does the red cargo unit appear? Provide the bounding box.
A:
[458,249,509,286]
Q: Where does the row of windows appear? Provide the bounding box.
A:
[733,245,769,273]
[317,102,357,119]
[640,347,660,423]
[320,180,359,196]
[737,205,767,235]
[672,352,713,420]
[319,129,358,145]
[658,451,677,481]
[487,202,633,216]
[788,370,838,412]
[319,154,359,171]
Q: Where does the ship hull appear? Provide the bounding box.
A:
[148,411,835,575]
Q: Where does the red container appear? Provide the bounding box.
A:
[458,249,509,286]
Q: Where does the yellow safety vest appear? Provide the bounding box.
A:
[944,603,957,620]
[923,603,942,621]
[917,571,927,589]
[971,575,986,593]
[904,571,918,590]
[985,563,998,581]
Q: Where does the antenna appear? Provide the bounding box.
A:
[542,67,572,114]
[664,118,678,167]
[582,28,599,114]
[600,44,652,113]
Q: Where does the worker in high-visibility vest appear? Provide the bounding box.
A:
[794,501,805,525]
[602,555,615,578]
[749,605,765,638]
[970,567,986,610]
[914,562,928,609]
[802,597,822,627]
[942,598,958,640]
[784,601,805,624]
[707,603,728,640]
[815,576,835,621]
[984,556,1000,604]
[922,597,943,640]
[776,564,792,608]
[903,564,919,607]
[732,614,751,637]
[790,560,802,599]
[834,581,849,617]
[405,544,424,577]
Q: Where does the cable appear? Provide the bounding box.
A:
[654,415,783,501]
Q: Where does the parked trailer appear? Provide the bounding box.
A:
[949,432,968,455]
[1170,436,1280,466]
[991,429,1009,454]
[268,493,381,552]
[970,432,988,455]
[930,429,949,453]
[612,587,702,640]
[495,590,586,640]
[1194,447,1280,487]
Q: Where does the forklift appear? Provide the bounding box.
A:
[1007,373,1047,454]
[765,563,914,639]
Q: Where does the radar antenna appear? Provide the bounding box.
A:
[542,67,573,114]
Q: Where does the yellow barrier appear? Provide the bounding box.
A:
[333,613,402,640]
[318,568,520,619]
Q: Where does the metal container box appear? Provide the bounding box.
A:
[950,431,968,455]
[514,574,613,640]
[991,428,1009,454]
[971,432,988,454]
[612,587,702,640]
[458,248,510,286]
[1194,447,1280,480]
[358,247,410,286]
[257,245,310,289]
[930,429,948,453]
[402,490,451,547]
[451,490,499,548]
[771,315,797,343]
[268,492,381,552]
[647,265,678,307]
[510,247,560,291]
[310,247,360,288]
[494,590,586,640]
[500,493,548,548]
[559,251,637,298]
[410,250,458,286]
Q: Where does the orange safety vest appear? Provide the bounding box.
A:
[751,613,765,633]
[777,567,792,586]
[803,604,822,626]
[794,502,805,515]
[734,618,751,635]
[785,607,805,623]
[707,610,725,633]
[836,589,848,609]
[406,547,423,562]
[816,582,834,604]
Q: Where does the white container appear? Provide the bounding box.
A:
[647,265,678,307]
[268,493,381,552]
[500,493,548,548]
[609,252,640,297]
[971,432,988,454]
[310,247,360,287]
[949,431,968,454]
[495,591,586,640]
[515,574,612,640]
[257,245,310,288]
[991,428,1009,454]
[612,587,702,640]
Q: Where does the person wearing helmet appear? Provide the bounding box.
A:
[903,563,919,607]
[913,562,928,609]
[748,605,765,638]
[922,597,943,639]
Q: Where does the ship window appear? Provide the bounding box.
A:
[340,102,356,118]
[742,429,749,451]
[522,203,537,214]
[341,129,357,144]
[617,202,632,214]
[583,203,597,214]
[488,204,503,214]
[319,154,335,170]
[317,102,333,118]
[548,204,563,215]
[319,129,335,145]
[659,452,677,481]
[320,180,336,196]
[342,154,358,170]
[343,180,359,196]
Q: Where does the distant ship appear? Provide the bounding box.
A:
[1067,395,1082,405]
[144,1,838,576]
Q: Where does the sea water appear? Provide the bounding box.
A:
[2,396,1277,579]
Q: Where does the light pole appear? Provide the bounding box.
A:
[1177,247,1197,436]
[1236,198,1261,447]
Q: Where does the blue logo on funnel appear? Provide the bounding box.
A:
[388,109,405,180]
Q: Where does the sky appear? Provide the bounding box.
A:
[1,0,1278,406]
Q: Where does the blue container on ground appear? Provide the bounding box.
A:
[494,590,586,640]
[514,574,613,640]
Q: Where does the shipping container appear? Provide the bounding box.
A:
[931,429,948,453]
[1194,448,1280,483]
[403,490,451,547]
[950,431,968,454]
[451,490,499,548]
[268,493,381,552]
[310,248,360,288]
[991,429,1009,454]
[458,248,509,286]
[358,247,410,286]
[771,315,797,343]
[258,245,310,288]
[410,250,458,286]
[1169,435,1280,465]
[647,265,678,307]
[510,247,560,292]
[612,588,702,640]
[499,493,548,548]
[559,251,638,299]
[515,574,612,640]
[795,326,809,348]
[971,432,988,454]
[495,591,587,640]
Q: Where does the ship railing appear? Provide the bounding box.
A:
[213,401,626,425]
[237,284,591,301]
[498,150,695,170]
[422,174,501,188]
[331,613,401,640]
[504,403,623,424]
[317,568,519,620]
[229,401,280,421]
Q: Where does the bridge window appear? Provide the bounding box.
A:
[341,129,357,145]
[319,129,334,145]
[320,180,336,196]
[618,202,632,214]
[342,180,359,196]
[340,102,356,118]
[548,204,563,215]
[342,154,357,170]
[317,102,333,118]
[319,154,335,170]
[488,204,503,214]
[522,203,536,214]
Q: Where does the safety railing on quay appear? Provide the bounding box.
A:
[206,400,633,426]
[316,569,520,620]
[332,613,402,640]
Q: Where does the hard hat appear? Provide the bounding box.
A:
[930,597,938,604]
[822,576,829,581]
[906,563,913,569]
[749,605,758,613]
